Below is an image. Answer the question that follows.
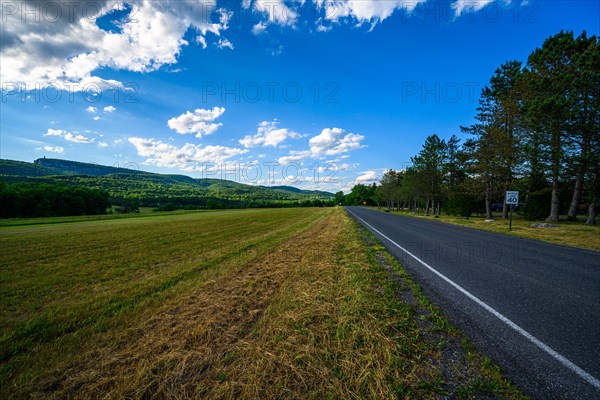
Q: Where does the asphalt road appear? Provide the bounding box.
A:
[346,206,600,399]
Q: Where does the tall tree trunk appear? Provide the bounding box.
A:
[547,178,560,222]
[586,169,598,225]
[485,184,493,220]
[585,203,596,225]
[567,133,589,220]
[567,172,584,221]
[546,131,561,222]
[502,196,509,219]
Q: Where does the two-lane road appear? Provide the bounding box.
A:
[346,206,600,399]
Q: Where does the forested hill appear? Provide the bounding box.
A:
[0,159,334,209]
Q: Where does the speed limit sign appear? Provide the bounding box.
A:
[505,191,519,205]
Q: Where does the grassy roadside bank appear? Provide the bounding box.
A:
[1,208,525,398]
[367,207,600,251]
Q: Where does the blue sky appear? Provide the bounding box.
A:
[1,0,598,192]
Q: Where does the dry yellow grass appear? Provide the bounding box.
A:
[21,208,524,399]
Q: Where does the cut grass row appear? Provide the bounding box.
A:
[0,208,328,395]
[1,207,525,398]
[374,208,600,251]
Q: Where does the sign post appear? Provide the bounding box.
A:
[505,191,519,231]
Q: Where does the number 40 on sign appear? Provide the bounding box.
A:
[505,191,519,205]
[505,191,519,231]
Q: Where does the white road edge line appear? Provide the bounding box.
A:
[347,209,600,390]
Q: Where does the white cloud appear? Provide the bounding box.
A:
[309,128,365,156]
[197,36,208,49]
[167,106,226,138]
[314,0,512,26]
[40,145,65,154]
[45,129,66,137]
[315,0,426,25]
[64,132,93,143]
[93,116,101,121]
[86,106,98,113]
[277,150,311,165]
[103,106,116,113]
[240,120,303,148]
[252,0,298,26]
[275,126,365,166]
[98,141,109,149]
[252,22,268,35]
[354,170,379,185]
[452,0,496,16]
[1,1,230,89]
[315,20,333,33]
[216,38,234,50]
[44,128,92,143]
[128,137,247,168]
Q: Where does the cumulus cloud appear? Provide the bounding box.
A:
[103,106,116,113]
[98,141,109,148]
[1,1,230,89]
[39,145,65,154]
[354,170,379,185]
[86,106,97,113]
[167,106,225,138]
[128,137,247,168]
[1,0,506,93]
[309,127,364,156]
[45,129,66,137]
[64,132,93,143]
[197,35,208,49]
[240,120,303,148]
[252,22,268,35]
[44,128,93,143]
[216,38,234,50]
[277,150,311,165]
[276,126,364,165]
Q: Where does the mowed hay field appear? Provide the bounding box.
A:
[1,208,524,399]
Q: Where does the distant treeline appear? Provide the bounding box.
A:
[0,181,110,218]
[0,179,334,218]
[152,198,333,212]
